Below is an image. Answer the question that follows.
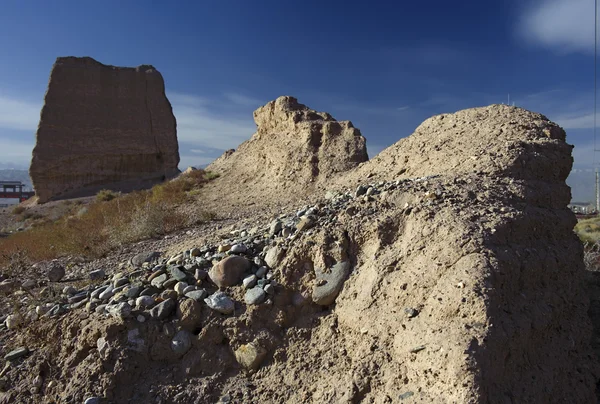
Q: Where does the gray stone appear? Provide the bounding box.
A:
[171,330,192,356]
[139,287,158,297]
[244,287,266,305]
[47,262,65,282]
[68,292,88,304]
[355,185,368,197]
[63,286,77,295]
[4,347,29,361]
[150,274,168,289]
[99,285,115,301]
[130,251,160,267]
[136,296,156,309]
[95,304,108,314]
[114,277,129,288]
[182,285,197,294]
[195,268,208,280]
[242,275,257,289]
[91,285,109,299]
[269,219,283,235]
[255,266,267,278]
[264,247,283,269]
[148,268,166,282]
[169,266,188,282]
[204,292,235,314]
[84,397,102,404]
[185,289,208,301]
[174,281,188,295]
[162,278,178,289]
[264,284,275,295]
[126,285,142,298]
[70,299,88,310]
[405,307,419,318]
[281,227,293,238]
[312,261,351,306]
[231,244,247,254]
[107,302,132,319]
[89,269,106,281]
[257,279,269,288]
[135,296,156,309]
[150,298,176,320]
[161,289,178,300]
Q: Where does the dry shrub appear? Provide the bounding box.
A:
[0,169,218,267]
[12,206,25,215]
[96,189,119,202]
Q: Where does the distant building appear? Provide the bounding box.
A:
[568,202,597,215]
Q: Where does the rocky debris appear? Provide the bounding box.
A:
[46,262,65,282]
[130,251,161,268]
[4,347,29,361]
[209,256,251,287]
[204,292,235,314]
[1,104,596,403]
[234,342,267,370]
[30,56,180,203]
[312,261,350,306]
[150,298,176,320]
[244,287,266,305]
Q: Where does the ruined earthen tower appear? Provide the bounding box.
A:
[30,56,180,203]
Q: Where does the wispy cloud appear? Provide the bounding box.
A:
[0,90,259,169]
[512,89,593,130]
[515,0,593,54]
[0,92,41,131]
[223,92,263,108]
[0,136,35,167]
[170,91,256,151]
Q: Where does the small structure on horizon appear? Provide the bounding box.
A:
[0,181,35,203]
[568,202,597,215]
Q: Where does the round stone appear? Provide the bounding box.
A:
[209,256,251,287]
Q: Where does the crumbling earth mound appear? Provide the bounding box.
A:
[204,96,368,209]
[30,56,180,203]
[0,104,596,403]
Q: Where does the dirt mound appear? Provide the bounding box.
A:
[30,56,180,203]
[204,96,368,208]
[0,104,596,403]
[341,104,570,187]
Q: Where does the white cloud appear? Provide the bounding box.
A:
[169,91,256,151]
[0,137,35,167]
[0,93,41,131]
[223,92,263,107]
[553,112,594,129]
[0,90,258,169]
[572,140,596,167]
[516,0,593,53]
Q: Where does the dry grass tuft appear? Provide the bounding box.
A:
[96,189,119,202]
[0,169,218,267]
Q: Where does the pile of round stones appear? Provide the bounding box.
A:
[2,175,453,332]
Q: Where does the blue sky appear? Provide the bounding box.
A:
[0,0,596,200]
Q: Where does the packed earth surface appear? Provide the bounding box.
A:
[0,98,598,403]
